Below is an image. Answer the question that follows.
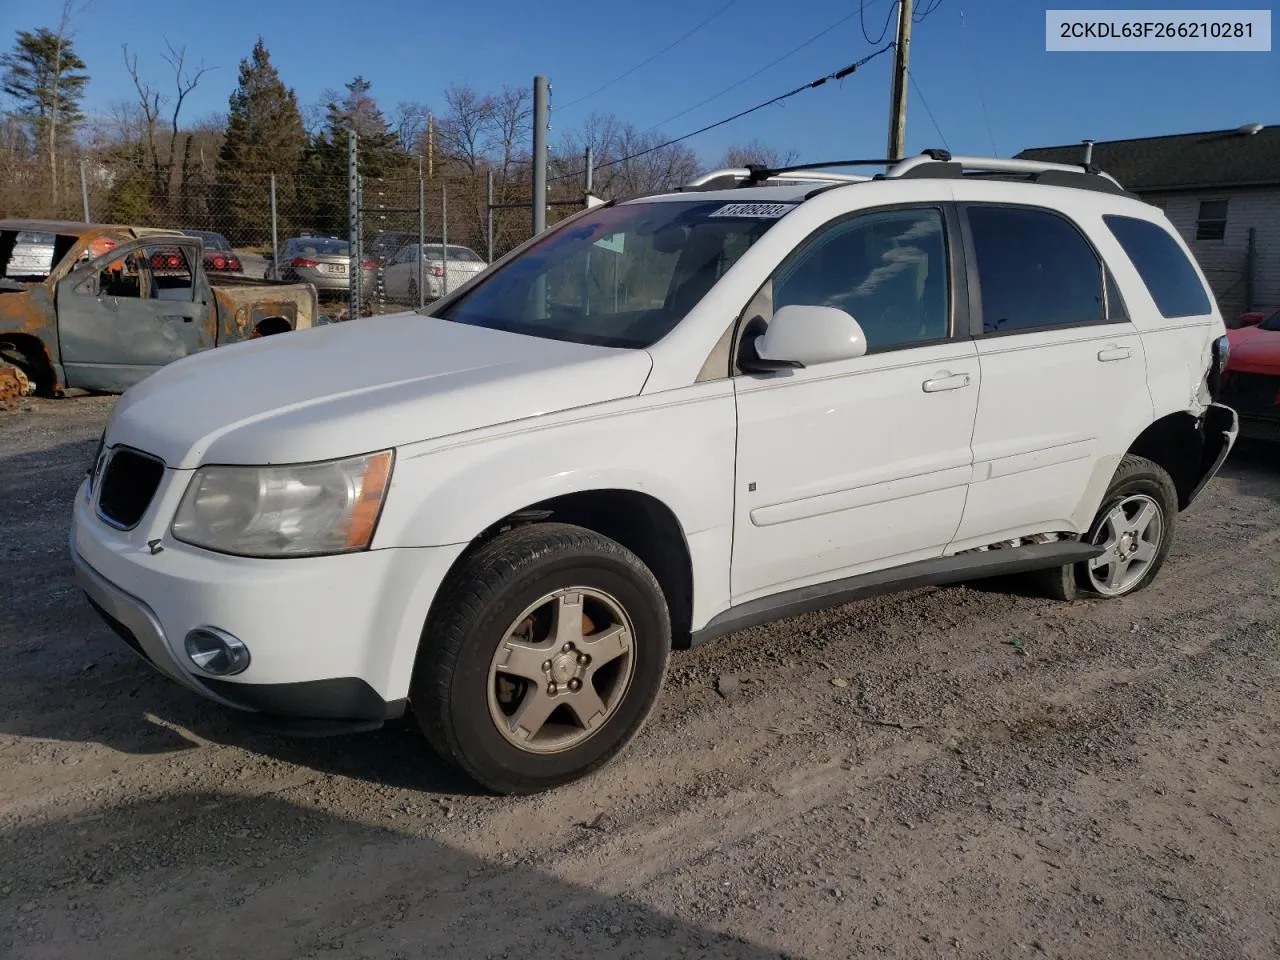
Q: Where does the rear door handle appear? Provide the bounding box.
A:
[1097,346,1132,362]
[922,373,971,393]
[163,315,193,323]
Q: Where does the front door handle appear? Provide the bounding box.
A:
[922,372,971,393]
[163,315,193,323]
[1097,346,1132,362]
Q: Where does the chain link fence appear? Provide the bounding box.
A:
[4,144,599,322]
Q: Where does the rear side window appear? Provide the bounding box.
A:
[966,206,1106,334]
[0,230,79,281]
[1102,215,1212,319]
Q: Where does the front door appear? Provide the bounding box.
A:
[56,237,211,391]
[731,205,981,601]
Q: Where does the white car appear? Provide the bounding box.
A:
[381,242,486,303]
[71,151,1238,795]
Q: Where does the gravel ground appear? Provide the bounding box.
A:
[1,397,1277,960]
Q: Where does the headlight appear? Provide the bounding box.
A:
[171,450,394,558]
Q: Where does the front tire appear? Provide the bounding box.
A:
[411,523,671,795]
[1034,455,1178,601]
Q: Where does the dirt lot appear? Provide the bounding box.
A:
[1,397,1276,960]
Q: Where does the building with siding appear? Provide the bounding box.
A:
[1017,124,1279,322]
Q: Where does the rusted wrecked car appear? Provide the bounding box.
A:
[0,219,319,399]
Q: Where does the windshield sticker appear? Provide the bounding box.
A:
[708,202,796,219]
[593,233,625,254]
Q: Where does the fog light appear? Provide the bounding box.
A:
[183,627,251,676]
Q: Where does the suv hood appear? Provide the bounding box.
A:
[107,312,654,469]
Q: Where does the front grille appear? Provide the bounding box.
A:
[96,448,165,529]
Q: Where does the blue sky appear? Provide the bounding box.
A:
[9,0,1277,163]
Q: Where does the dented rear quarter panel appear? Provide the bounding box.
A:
[209,279,317,344]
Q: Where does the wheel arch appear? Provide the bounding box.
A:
[423,488,696,649]
[0,331,58,395]
[1124,409,1225,511]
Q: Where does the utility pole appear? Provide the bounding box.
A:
[886,0,913,161]
[532,75,548,236]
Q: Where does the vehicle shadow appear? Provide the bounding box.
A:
[0,791,798,960]
[0,435,477,795]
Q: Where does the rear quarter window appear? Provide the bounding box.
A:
[0,230,80,281]
[1102,215,1212,319]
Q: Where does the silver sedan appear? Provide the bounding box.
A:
[269,236,376,296]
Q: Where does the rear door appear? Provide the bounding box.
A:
[55,237,211,391]
[950,198,1152,549]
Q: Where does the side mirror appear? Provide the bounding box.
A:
[1235,311,1263,328]
[745,304,868,371]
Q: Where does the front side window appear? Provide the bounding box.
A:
[967,205,1106,334]
[770,207,950,351]
[1103,214,1212,319]
[436,200,786,348]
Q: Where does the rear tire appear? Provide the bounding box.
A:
[1034,455,1178,601]
[411,523,671,795]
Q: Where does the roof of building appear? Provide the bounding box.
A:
[1016,124,1280,193]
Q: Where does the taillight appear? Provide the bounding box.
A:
[228,256,242,271]
[429,265,445,278]
[209,255,227,270]
[291,257,318,268]
[361,259,376,269]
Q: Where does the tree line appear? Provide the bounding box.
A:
[1,4,795,257]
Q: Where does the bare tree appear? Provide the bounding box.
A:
[392,101,432,155]
[719,138,799,169]
[437,84,493,174]
[122,39,213,204]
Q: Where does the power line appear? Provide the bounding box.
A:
[556,0,743,112]
[960,4,998,154]
[550,45,894,184]
[647,3,894,136]
[861,0,899,44]
[913,0,945,22]
[907,69,949,151]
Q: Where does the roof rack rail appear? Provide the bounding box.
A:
[684,160,885,191]
[885,152,1127,191]
[682,150,1130,196]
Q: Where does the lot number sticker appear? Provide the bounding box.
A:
[709,203,796,219]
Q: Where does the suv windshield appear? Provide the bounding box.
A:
[435,199,789,348]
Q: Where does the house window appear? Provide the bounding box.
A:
[1195,199,1228,241]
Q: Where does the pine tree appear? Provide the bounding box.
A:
[215,38,306,243]
[303,76,411,238]
[1,22,89,210]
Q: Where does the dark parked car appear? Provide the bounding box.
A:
[181,229,245,276]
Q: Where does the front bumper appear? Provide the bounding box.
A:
[70,476,466,725]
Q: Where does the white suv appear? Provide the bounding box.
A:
[70,151,1239,794]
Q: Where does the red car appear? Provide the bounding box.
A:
[1222,308,1280,440]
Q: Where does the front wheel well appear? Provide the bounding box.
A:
[0,333,56,395]
[444,490,695,649]
[1126,412,1206,510]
